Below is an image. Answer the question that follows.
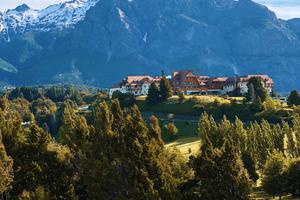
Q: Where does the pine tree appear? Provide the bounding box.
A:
[241,151,259,183]
[247,77,268,102]
[247,83,256,102]
[185,114,251,199]
[198,113,221,148]
[262,152,287,199]
[149,115,164,145]
[187,135,251,200]
[146,83,160,105]
[11,124,76,199]
[84,102,117,199]
[128,106,184,199]
[284,121,296,157]
[111,99,124,133]
[292,114,300,156]
[287,90,300,106]
[285,158,300,197]
[159,77,173,102]
[233,117,247,152]
[0,131,13,197]
[251,96,263,113]
[59,102,89,152]
[217,139,251,200]
[19,186,51,200]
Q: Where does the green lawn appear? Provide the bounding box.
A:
[165,137,201,158]
[137,95,244,104]
[138,100,199,115]
[161,119,199,142]
[137,95,245,117]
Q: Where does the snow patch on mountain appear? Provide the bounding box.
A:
[117,7,130,30]
[0,0,99,38]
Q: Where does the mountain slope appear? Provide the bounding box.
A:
[0,0,98,41]
[0,0,300,91]
[0,58,17,73]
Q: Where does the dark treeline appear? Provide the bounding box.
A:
[4,85,107,137]
[0,85,300,199]
[8,85,107,104]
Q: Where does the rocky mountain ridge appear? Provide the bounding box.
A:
[0,0,98,41]
[0,0,300,92]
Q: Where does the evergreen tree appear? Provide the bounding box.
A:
[247,77,268,102]
[247,83,256,102]
[292,114,300,156]
[241,151,259,183]
[112,91,136,108]
[198,113,221,148]
[83,101,128,199]
[286,158,300,197]
[19,186,51,200]
[217,139,251,199]
[251,96,263,113]
[59,102,89,152]
[186,135,251,200]
[285,158,300,197]
[0,96,9,111]
[83,103,186,199]
[262,152,287,199]
[159,77,173,101]
[0,131,13,197]
[111,99,124,133]
[149,115,164,145]
[146,83,160,105]
[232,117,247,152]
[287,90,300,106]
[11,124,76,199]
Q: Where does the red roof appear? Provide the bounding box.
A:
[211,77,228,82]
[239,75,273,84]
[126,76,153,84]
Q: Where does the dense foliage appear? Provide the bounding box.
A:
[1,86,300,199]
[146,77,173,105]
[287,90,300,106]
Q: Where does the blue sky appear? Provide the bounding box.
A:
[255,0,300,19]
[0,0,300,19]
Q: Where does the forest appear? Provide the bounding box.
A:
[1,84,300,199]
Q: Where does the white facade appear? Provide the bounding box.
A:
[238,81,272,95]
[223,84,235,93]
[109,81,154,98]
[238,82,249,94]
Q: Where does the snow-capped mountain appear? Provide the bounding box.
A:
[0,0,98,41]
[1,0,300,91]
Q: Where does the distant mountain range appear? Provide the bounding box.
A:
[0,0,300,92]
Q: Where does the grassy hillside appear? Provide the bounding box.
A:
[0,58,18,73]
[137,95,240,116]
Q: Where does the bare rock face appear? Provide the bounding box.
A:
[0,0,300,91]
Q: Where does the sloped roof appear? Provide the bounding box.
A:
[126,76,153,84]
